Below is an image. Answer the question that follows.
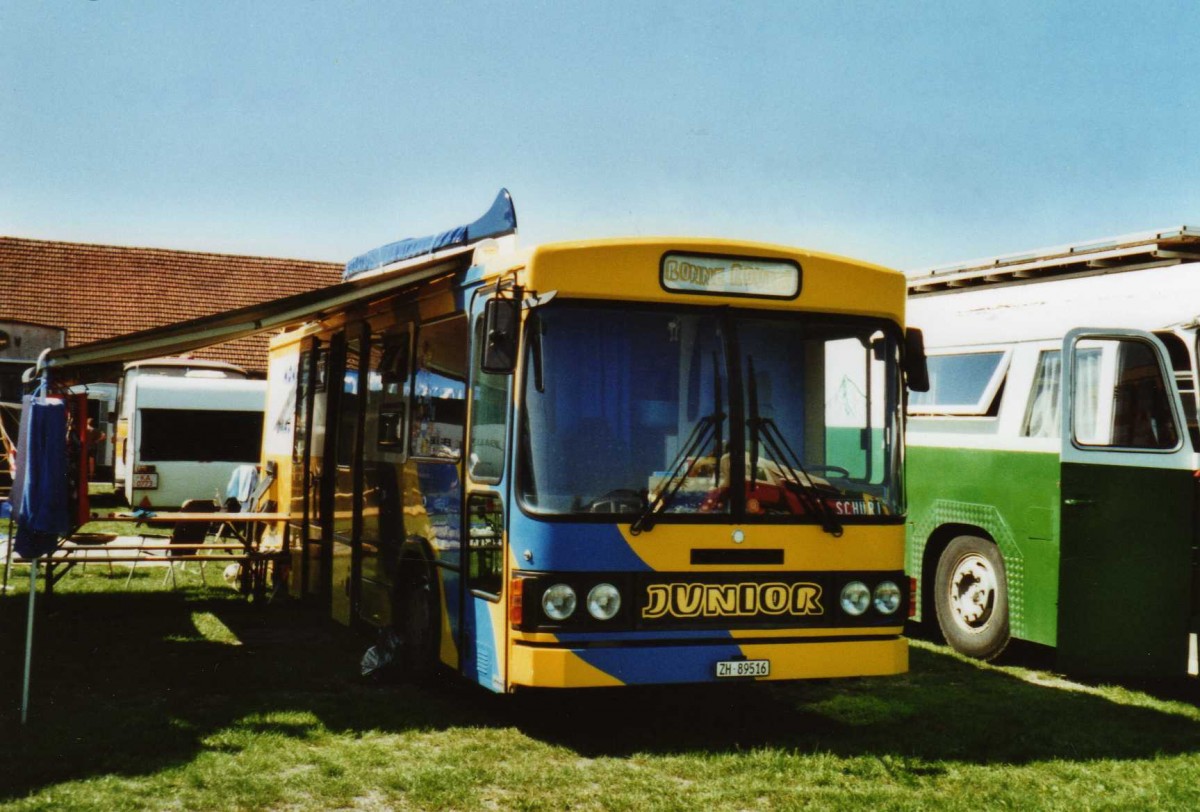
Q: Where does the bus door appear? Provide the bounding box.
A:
[459,298,512,691]
[331,327,367,625]
[359,326,411,627]
[1058,327,1195,675]
[305,338,336,607]
[288,343,314,599]
[409,315,469,673]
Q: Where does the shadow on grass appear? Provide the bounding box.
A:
[2,579,1200,800]
[907,616,1198,705]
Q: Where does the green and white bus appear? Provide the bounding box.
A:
[906,226,1200,676]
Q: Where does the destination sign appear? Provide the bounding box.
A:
[661,253,800,299]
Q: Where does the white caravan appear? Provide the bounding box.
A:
[113,358,250,491]
[120,374,266,510]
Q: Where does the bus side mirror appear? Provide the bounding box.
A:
[481,297,520,374]
[904,328,929,392]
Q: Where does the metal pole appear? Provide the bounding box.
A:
[20,557,38,725]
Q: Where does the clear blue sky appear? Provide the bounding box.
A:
[3,1,1198,271]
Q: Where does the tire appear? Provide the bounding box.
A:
[396,557,440,683]
[934,535,1011,660]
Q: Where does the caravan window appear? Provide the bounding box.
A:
[908,351,1009,416]
[140,409,262,462]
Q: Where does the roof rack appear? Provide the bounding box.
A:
[908,226,1200,296]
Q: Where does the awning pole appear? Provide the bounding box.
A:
[20,557,38,725]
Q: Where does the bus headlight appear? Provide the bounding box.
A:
[541,583,577,621]
[873,580,902,615]
[586,583,621,620]
[840,581,870,616]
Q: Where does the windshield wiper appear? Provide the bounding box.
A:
[746,356,843,537]
[631,353,725,535]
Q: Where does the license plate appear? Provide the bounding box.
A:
[133,473,159,489]
[715,659,770,678]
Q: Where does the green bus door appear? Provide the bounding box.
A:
[1058,328,1195,676]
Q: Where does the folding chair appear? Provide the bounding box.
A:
[164,498,217,587]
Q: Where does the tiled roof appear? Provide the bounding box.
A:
[0,237,343,374]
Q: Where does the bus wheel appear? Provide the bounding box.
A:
[397,560,439,682]
[934,535,1010,660]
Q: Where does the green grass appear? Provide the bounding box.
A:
[79,482,171,539]
[3,568,1200,810]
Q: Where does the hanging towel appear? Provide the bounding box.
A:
[225,464,258,512]
[15,396,69,559]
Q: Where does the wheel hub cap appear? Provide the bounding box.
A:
[949,553,996,630]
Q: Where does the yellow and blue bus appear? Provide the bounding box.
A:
[263,190,926,691]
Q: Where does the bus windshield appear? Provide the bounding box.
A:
[518,303,902,522]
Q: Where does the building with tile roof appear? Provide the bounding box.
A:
[0,237,343,375]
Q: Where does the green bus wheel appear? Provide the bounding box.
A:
[934,535,1011,661]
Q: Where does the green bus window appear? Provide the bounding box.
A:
[1073,338,1179,450]
[908,351,1008,416]
[1022,350,1061,438]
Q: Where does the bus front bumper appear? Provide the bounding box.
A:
[508,635,908,689]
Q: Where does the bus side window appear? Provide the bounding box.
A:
[292,350,310,463]
[376,332,411,449]
[411,316,468,460]
[1022,350,1061,438]
[336,338,362,468]
[467,493,503,597]
[1155,331,1200,449]
[908,350,1008,416]
[469,315,511,483]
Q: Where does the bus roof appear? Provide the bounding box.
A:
[910,259,1200,348]
[519,238,905,321]
[908,225,1200,296]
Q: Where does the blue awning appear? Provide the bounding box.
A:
[343,188,517,281]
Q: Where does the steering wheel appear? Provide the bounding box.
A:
[805,465,852,479]
[585,489,647,514]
